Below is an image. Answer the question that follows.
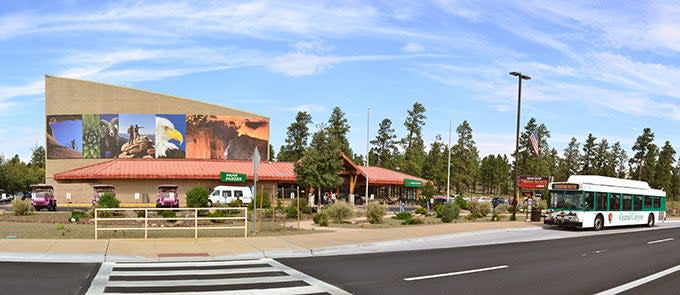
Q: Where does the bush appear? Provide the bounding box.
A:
[491,212,502,221]
[366,202,386,224]
[325,201,354,223]
[134,210,146,218]
[439,202,460,223]
[70,210,86,222]
[208,210,227,223]
[248,191,272,210]
[228,199,245,208]
[402,215,424,225]
[157,210,176,222]
[11,198,32,216]
[414,206,428,215]
[467,201,491,218]
[495,204,510,214]
[97,192,120,208]
[392,212,413,220]
[186,186,210,208]
[313,211,329,226]
[285,200,314,218]
[454,196,468,210]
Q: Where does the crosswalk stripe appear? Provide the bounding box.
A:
[110,266,278,276]
[103,285,330,295]
[105,275,299,287]
[87,258,351,295]
[113,260,265,268]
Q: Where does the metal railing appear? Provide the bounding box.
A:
[94,207,248,239]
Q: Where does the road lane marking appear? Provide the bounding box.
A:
[404,265,508,281]
[647,238,674,245]
[595,264,680,295]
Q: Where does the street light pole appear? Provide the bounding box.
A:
[510,71,530,221]
[447,119,452,201]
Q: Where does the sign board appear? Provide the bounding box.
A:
[551,183,579,190]
[404,179,423,188]
[65,193,71,200]
[134,193,140,200]
[290,192,295,199]
[220,171,247,182]
[518,176,550,189]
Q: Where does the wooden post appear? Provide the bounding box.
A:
[297,186,300,230]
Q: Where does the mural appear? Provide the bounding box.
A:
[46,115,82,159]
[46,113,268,161]
[99,114,121,158]
[82,114,100,158]
[186,115,268,160]
[118,114,156,158]
[155,114,186,158]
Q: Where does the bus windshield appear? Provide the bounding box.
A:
[550,191,583,210]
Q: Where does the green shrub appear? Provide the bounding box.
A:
[97,192,120,208]
[11,198,32,216]
[439,202,460,223]
[414,206,428,215]
[495,204,510,214]
[313,211,329,226]
[285,200,313,218]
[491,212,502,221]
[468,202,491,218]
[402,216,424,225]
[208,210,227,223]
[70,210,86,222]
[435,205,444,218]
[301,205,314,214]
[186,186,210,208]
[262,208,274,218]
[248,191,272,210]
[228,199,245,208]
[454,196,468,210]
[366,202,386,224]
[392,212,413,220]
[134,210,146,218]
[325,201,353,223]
[157,210,176,220]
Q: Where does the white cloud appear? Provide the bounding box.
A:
[293,40,334,53]
[0,80,44,101]
[269,53,443,77]
[401,42,424,53]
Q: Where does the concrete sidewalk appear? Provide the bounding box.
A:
[0,220,541,262]
[2,219,678,263]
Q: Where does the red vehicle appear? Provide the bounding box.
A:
[92,184,116,206]
[156,185,179,208]
[30,184,57,211]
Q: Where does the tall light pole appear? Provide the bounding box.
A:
[365,108,370,205]
[447,119,452,201]
[510,71,530,221]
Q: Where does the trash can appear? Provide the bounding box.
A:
[530,208,542,222]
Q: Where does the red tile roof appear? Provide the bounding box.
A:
[53,159,297,182]
[53,158,428,186]
[357,166,427,186]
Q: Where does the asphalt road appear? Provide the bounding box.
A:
[0,261,100,295]
[279,226,680,295]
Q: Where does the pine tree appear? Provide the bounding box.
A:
[370,118,398,169]
[611,142,628,178]
[326,107,353,157]
[580,133,597,175]
[400,102,427,177]
[278,111,312,162]
[641,144,658,184]
[593,139,610,176]
[653,141,675,190]
[294,126,344,201]
[556,137,580,181]
[423,134,447,192]
[515,118,552,179]
[629,128,655,180]
[451,121,480,194]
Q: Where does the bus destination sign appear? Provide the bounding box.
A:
[552,183,579,190]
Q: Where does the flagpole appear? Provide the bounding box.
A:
[365,108,370,205]
[447,119,451,201]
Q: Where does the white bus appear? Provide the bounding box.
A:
[544,175,666,230]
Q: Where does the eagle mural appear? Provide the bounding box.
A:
[155,115,186,158]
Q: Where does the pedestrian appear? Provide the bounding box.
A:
[399,200,405,213]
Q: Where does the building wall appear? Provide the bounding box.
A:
[45,76,270,188]
[50,179,279,206]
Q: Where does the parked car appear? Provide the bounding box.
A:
[30,184,57,211]
[476,197,490,203]
[0,189,12,202]
[208,186,253,207]
[156,184,179,208]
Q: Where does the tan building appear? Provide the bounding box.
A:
[45,76,426,206]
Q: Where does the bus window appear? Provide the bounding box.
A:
[622,194,632,211]
[633,195,642,211]
[654,197,661,209]
[610,193,621,211]
[584,192,595,211]
[644,195,652,209]
[596,192,607,211]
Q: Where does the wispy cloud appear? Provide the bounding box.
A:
[401,42,424,53]
[269,53,444,77]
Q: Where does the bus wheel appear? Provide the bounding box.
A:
[647,214,655,227]
[594,215,604,231]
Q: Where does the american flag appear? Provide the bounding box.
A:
[529,130,539,155]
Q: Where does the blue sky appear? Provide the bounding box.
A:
[2,1,680,162]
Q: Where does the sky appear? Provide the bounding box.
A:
[2,1,680,162]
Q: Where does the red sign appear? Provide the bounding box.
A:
[518,176,550,189]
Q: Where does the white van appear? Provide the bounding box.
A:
[208,186,253,206]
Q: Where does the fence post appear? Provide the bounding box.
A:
[194,208,198,239]
[94,208,98,240]
[244,208,248,238]
[144,209,148,239]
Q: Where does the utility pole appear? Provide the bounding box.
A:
[365,108,370,205]
[510,71,531,221]
[447,119,452,201]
